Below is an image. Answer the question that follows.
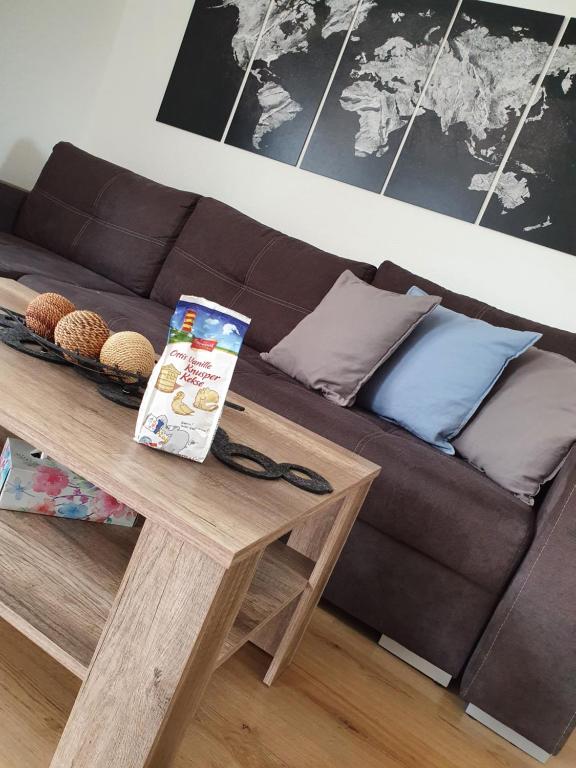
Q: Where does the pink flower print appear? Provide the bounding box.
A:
[32,466,69,496]
[92,491,127,521]
[31,499,57,516]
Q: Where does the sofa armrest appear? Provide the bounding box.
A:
[0,180,27,233]
[461,444,576,755]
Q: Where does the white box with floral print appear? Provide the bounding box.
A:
[0,437,137,526]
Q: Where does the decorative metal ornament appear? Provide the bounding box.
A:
[0,306,148,406]
[0,307,333,494]
[211,429,333,495]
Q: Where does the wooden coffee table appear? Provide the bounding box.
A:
[0,278,379,768]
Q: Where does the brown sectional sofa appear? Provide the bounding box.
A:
[1,143,575,758]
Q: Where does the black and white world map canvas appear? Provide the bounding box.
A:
[480,18,576,256]
[225,1,361,164]
[158,0,576,260]
[158,1,270,140]
[384,0,563,221]
[301,0,460,192]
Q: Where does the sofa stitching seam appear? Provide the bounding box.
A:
[461,480,576,698]
[229,236,281,308]
[34,188,169,247]
[353,431,387,454]
[475,304,490,320]
[498,522,538,591]
[553,709,576,754]
[70,219,91,251]
[172,246,309,314]
[245,237,281,285]
[92,171,127,209]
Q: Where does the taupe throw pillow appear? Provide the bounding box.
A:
[454,348,576,503]
[261,270,440,406]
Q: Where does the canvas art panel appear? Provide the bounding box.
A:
[157,0,576,261]
[301,0,460,192]
[225,0,362,165]
[480,18,576,256]
[158,0,269,140]
[384,0,564,222]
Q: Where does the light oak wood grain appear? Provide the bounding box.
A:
[217,543,313,667]
[0,506,315,683]
[1,608,574,768]
[0,276,36,310]
[0,509,138,677]
[0,279,379,567]
[0,278,381,766]
[263,481,372,685]
[250,598,299,657]
[286,498,341,562]
[49,520,260,768]
[248,499,344,660]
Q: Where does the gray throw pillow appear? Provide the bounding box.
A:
[454,348,576,503]
[261,270,440,406]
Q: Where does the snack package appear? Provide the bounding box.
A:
[134,296,250,462]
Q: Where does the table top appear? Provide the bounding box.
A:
[0,279,379,566]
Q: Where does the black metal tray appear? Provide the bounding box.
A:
[0,306,148,408]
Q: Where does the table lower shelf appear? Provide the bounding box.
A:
[0,509,313,679]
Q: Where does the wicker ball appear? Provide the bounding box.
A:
[25,293,76,340]
[54,311,110,359]
[99,332,156,382]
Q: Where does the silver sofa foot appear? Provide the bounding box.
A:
[466,704,551,763]
[378,634,452,687]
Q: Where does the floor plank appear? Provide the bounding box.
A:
[0,606,573,768]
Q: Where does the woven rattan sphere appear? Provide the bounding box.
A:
[25,293,76,340]
[99,332,156,382]
[54,311,110,359]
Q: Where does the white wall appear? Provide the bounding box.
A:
[0,0,127,188]
[1,0,575,331]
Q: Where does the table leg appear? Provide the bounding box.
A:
[49,519,260,768]
[261,480,372,685]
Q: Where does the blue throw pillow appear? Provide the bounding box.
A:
[358,287,542,454]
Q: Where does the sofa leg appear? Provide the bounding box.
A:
[378,634,452,687]
[465,704,551,763]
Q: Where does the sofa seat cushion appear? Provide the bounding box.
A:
[230,372,534,593]
[353,411,534,593]
[373,261,576,362]
[151,197,376,352]
[236,345,296,381]
[18,276,171,353]
[0,233,133,295]
[14,143,201,297]
[324,520,498,677]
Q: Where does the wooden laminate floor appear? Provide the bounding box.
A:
[0,605,573,768]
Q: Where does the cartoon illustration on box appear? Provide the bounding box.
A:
[140,413,194,455]
[194,388,219,412]
[171,391,194,415]
[155,363,180,393]
[135,296,250,463]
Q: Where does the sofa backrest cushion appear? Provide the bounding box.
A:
[151,197,377,351]
[373,261,576,362]
[14,143,200,296]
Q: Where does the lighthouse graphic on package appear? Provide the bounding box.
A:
[135,296,250,462]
